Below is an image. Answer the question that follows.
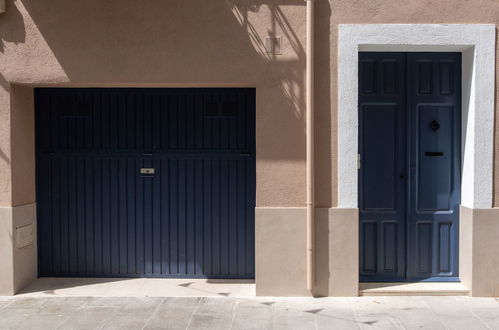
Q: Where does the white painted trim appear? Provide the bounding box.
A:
[338,24,496,209]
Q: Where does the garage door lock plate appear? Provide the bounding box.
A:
[140,168,155,175]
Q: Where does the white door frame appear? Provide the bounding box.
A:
[337,24,496,210]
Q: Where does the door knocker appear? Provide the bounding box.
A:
[430,120,440,132]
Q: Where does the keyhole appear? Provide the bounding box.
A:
[430,120,440,132]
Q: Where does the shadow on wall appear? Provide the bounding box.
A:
[226,0,332,206]
[0,149,9,164]
[6,0,332,204]
[0,1,25,91]
[0,1,25,53]
[228,0,306,115]
[13,1,327,162]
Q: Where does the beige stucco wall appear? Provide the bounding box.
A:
[460,206,499,297]
[1,0,499,296]
[255,208,309,296]
[0,0,310,208]
[10,84,34,207]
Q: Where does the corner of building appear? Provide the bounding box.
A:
[460,206,499,297]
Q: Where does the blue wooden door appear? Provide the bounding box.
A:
[359,52,461,282]
[36,88,256,279]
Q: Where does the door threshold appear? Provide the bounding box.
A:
[359,282,469,296]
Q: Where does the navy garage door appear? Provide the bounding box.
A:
[36,88,256,279]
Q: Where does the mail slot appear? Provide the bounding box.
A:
[140,168,155,175]
[425,152,444,157]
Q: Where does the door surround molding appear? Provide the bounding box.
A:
[338,24,496,209]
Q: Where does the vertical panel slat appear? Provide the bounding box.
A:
[52,157,61,275]
[195,160,204,275]
[135,158,145,274]
[203,159,212,276]
[161,159,170,274]
[152,158,162,274]
[110,159,119,274]
[119,158,128,274]
[212,159,221,275]
[60,157,69,274]
[127,158,136,275]
[94,158,103,274]
[229,159,238,275]
[143,94,152,151]
[169,159,178,274]
[102,159,111,274]
[143,158,153,275]
[236,159,245,275]
[38,158,52,275]
[68,157,78,274]
[220,159,229,275]
[186,159,195,275]
[246,158,256,275]
[85,158,94,275]
[177,159,187,274]
[169,95,178,150]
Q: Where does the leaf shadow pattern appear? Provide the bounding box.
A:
[0,0,26,53]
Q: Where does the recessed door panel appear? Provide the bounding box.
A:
[361,105,398,211]
[417,105,453,211]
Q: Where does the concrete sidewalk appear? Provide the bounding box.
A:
[0,295,498,329]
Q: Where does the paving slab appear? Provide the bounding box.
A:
[272,299,317,330]
[3,297,49,310]
[14,314,71,330]
[187,298,237,329]
[0,309,36,329]
[231,299,273,330]
[0,295,498,329]
[102,314,150,330]
[312,299,359,330]
[144,297,201,330]
[56,306,119,330]
[118,297,164,316]
[37,297,91,316]
[472,308,499,329]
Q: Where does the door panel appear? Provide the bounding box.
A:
[359,52,461,281]
[36,88,256,279]
[407,53,461,280]
[359,53,407,281]
[417,105,453,211]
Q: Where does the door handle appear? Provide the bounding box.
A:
[399,173,408,180]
